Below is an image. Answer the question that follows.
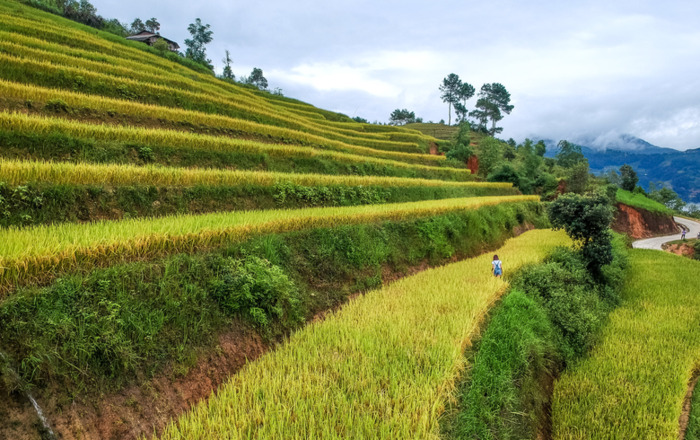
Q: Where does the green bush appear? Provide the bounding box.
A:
[210,256,302,329]
[511,253,603,361]
[548,192,615,272]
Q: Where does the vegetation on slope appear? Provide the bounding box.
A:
[616,188,673,215]
[553,250,700,439]
[0,195,538,293]
[0,2,444,157]
[0,159,515,227]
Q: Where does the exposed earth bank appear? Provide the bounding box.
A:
[611,203,678,239]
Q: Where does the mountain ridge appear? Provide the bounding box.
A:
[538,134,700,203]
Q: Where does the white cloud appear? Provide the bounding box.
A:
[93,0,700,149]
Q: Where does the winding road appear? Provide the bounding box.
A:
[632,216,700,250]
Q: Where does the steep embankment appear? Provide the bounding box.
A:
[612,203,678,239]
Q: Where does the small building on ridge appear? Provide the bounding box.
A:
[126,31,179,52]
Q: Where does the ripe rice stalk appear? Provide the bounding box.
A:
[0,8,440,148]
[0,80,451,167]
[0,196,539,294]
[0,48,424,154]
[552,250,700,439]
[0,112,470,178]
[0,158,504,189]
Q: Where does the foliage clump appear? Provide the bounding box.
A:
[547,192,614,272]
[210,256,302,329]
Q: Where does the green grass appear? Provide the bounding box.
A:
[156,229,570,439]
[552,250,700,439]
[445,290,559,439]
[616,189,673,215]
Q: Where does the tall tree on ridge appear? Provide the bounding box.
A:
[222,50,235,81]
[144,17,160,33]
[246,68,268,90]
[455,82,475,122]
[470,83,513,135]
[439,73,462,125]
[185,18,213,70]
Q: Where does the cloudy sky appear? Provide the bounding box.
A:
[94,0,700,150]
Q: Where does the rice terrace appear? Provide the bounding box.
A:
[0,1,699,439]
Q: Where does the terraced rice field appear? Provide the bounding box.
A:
[0,2,557,439]
[552,250,700,439]
[0,195,538,292]
[158,229,570,439]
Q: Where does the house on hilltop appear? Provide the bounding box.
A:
[126,31,179,52]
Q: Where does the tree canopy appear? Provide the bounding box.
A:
[548,193,614,272]
[619,164,638,191]
[185,18,213,70]
[469,83,513,135]
[439,74,461,125]
[245,68,268,90]
[555,140,585,168]
[221,50,234,81]
[439,74,475,125]
[389,109,416,125]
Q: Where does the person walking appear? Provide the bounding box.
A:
[681,228,687,240]
[492,255,503,278]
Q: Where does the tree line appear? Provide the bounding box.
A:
[386,73,513,135]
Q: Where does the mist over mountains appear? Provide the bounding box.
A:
[540,133,700,203]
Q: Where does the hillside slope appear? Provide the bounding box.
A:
[0,3,540,440]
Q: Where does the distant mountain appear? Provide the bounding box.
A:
[540,134,700,203]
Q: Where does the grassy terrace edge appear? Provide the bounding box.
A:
[616,189,673,215]
[0,160,515,227]
[156,229,570,439]
[0,196,539,293]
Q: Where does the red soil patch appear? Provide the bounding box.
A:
[665,243,695,259]
[429,142,439,155]
[612,203,679,239]
[467,155,479,175]
[29,324,266,440]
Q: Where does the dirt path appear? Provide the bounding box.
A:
[632,217,700,250]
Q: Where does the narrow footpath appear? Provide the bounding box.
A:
[632,216,700,250]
